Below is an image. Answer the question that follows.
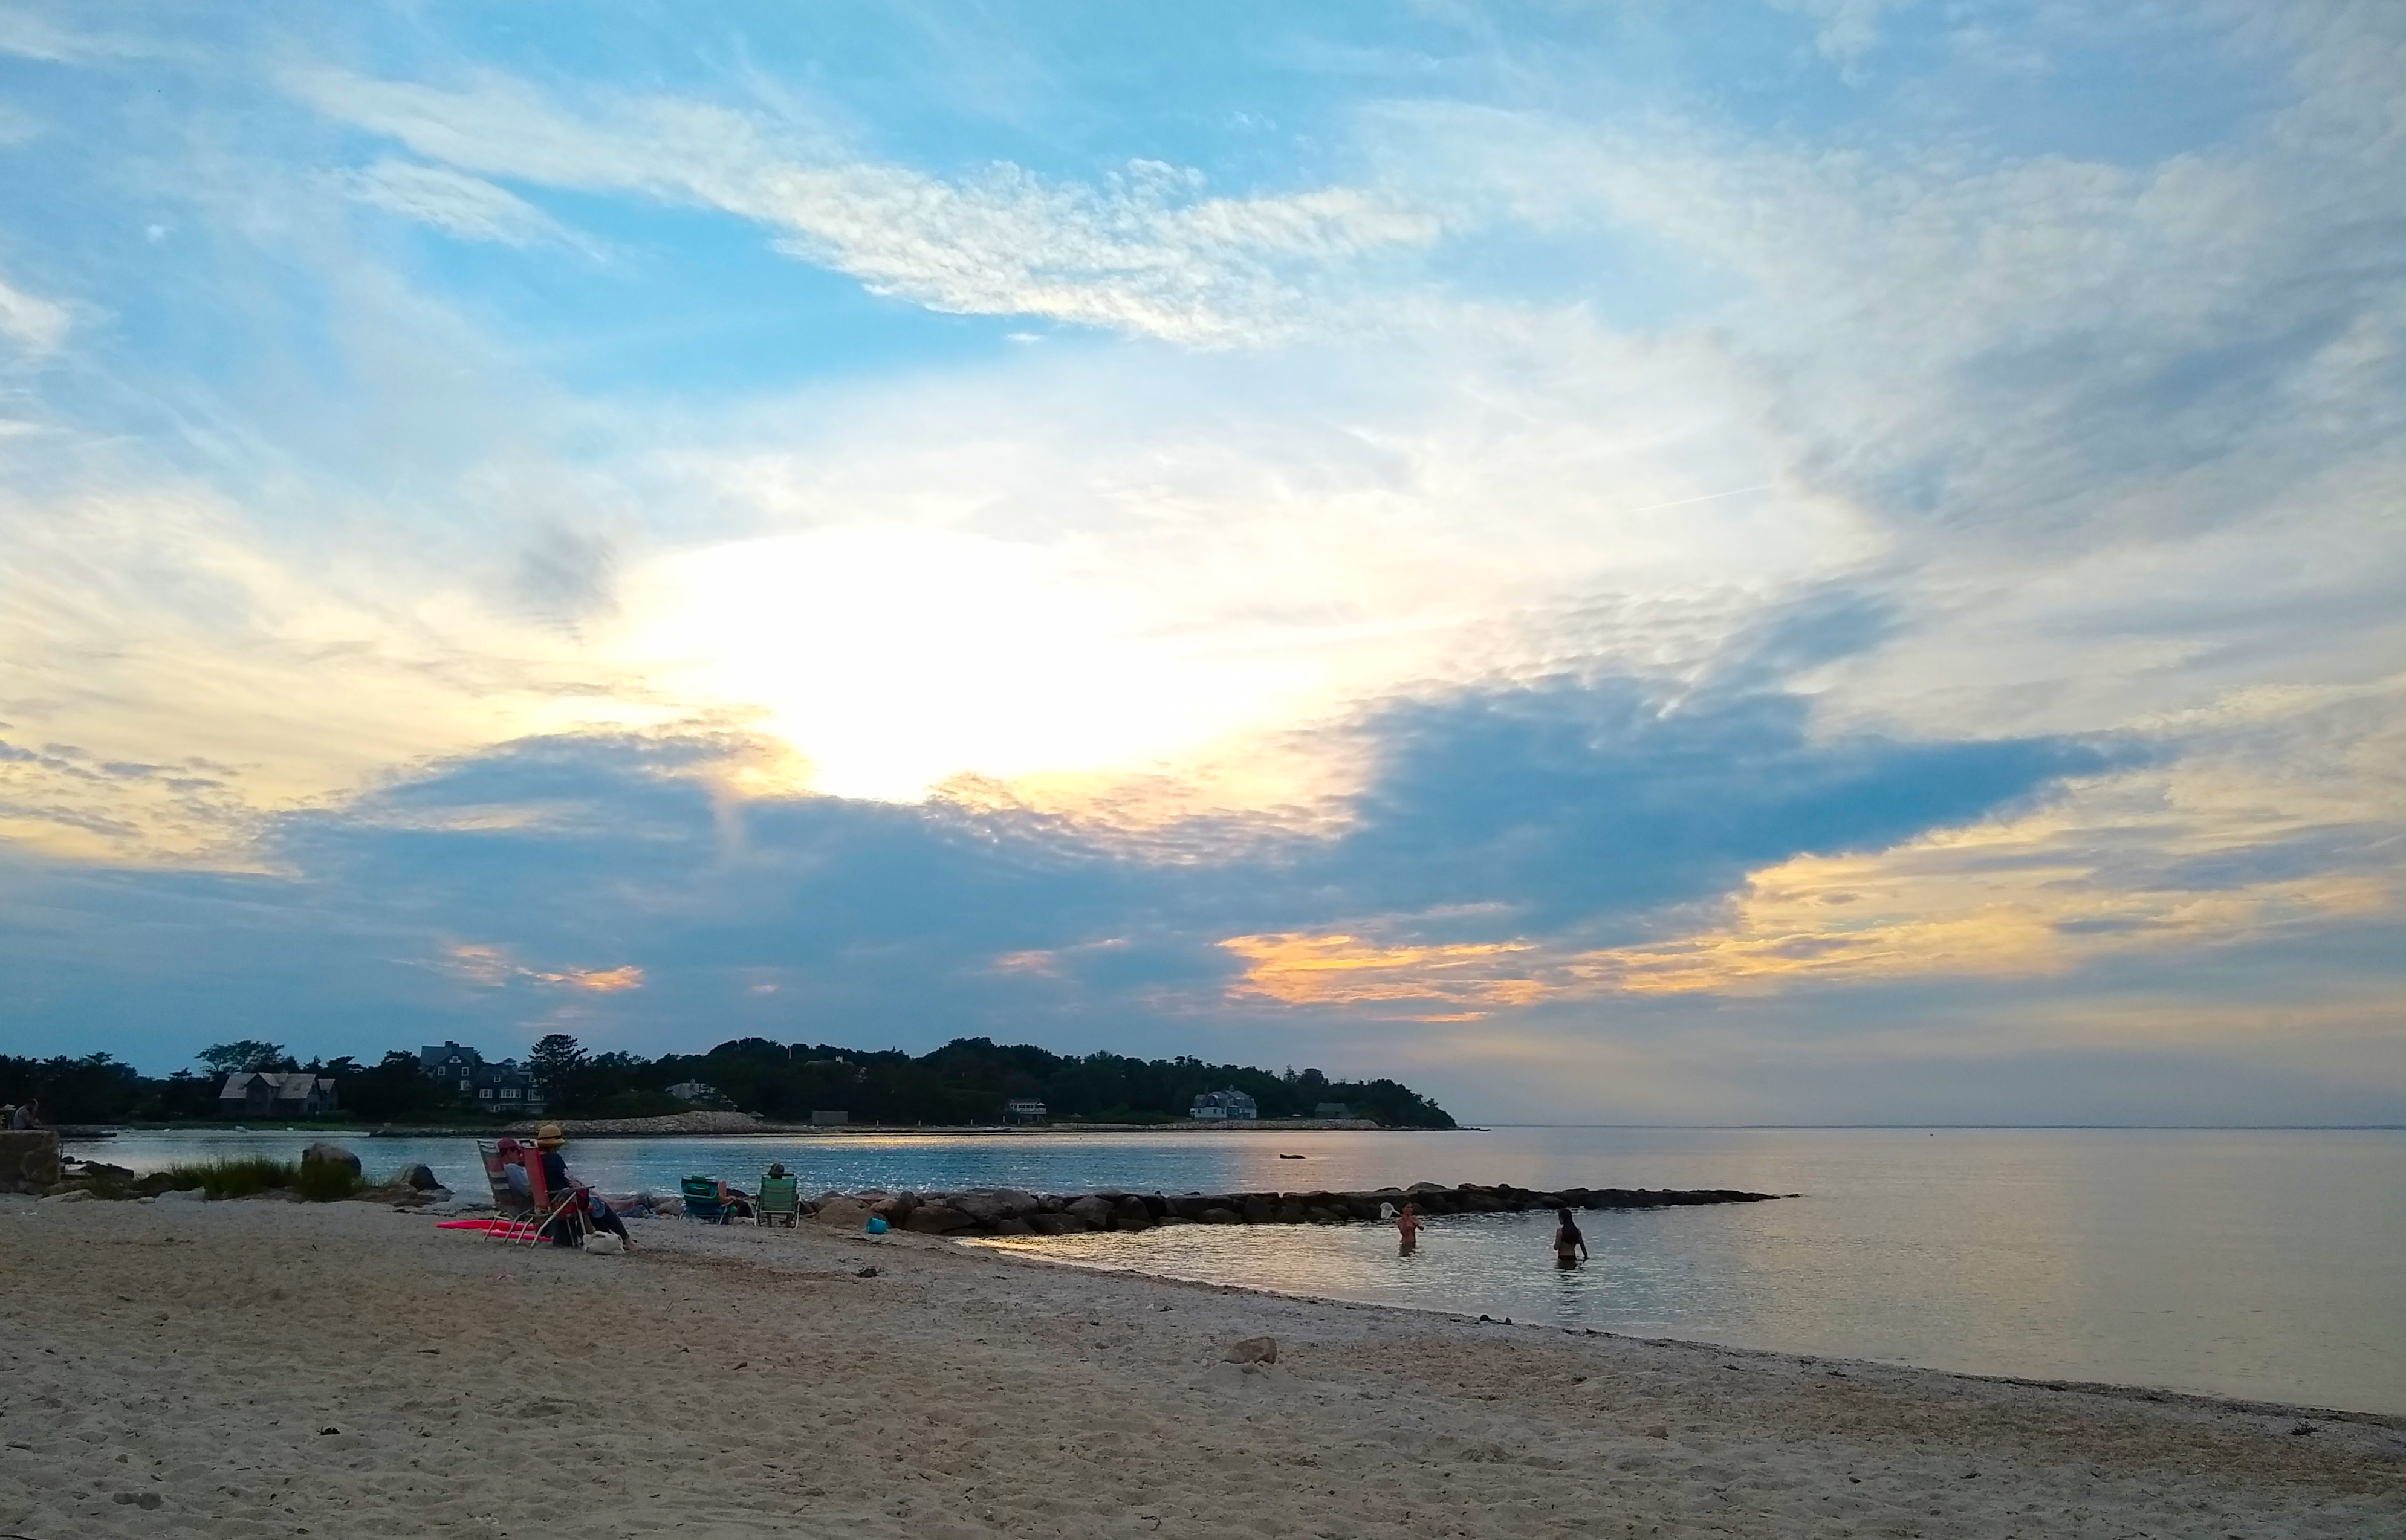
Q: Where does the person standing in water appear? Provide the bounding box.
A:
[1396,1200,1421,1255]
[1552,1206,1588,1268]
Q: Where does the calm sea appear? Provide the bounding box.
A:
[70,1125,2405,1415]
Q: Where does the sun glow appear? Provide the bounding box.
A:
[610,526,1340,804]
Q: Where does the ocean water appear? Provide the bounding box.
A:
[68,1125,2405,1415]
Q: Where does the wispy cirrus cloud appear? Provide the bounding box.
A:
[0,271,67,353]
[287,68,1441,345]
[338,158,598,255]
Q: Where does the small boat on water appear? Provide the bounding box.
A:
[1278,1153,1305,1159]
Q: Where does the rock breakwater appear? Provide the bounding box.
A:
[796,1182,1777,1237]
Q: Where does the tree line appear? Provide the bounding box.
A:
[0,1036,1456,1129]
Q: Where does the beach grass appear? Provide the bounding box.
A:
[141,1156,362,1202]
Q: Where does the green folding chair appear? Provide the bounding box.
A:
[757,1173,801,1227]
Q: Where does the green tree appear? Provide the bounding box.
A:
[529,1034,589,1112]
[198,1041,291,1074]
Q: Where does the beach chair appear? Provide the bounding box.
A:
[757,1173,800,1228]
[680,1175,738,1225]
[520,1150,590,1249]
[477,1142,533,1220]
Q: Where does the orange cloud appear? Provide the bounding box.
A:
[446,944,644,992]
[1219,933,1548,1014]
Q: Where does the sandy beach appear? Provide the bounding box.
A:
[1,1195,2399,1539]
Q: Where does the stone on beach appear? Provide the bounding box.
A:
[809,1199,875,1231]
[904,1203,977,1235]
[301,1142,362,1177]
[1224,1336,1277,1365]
[0,1130,62,1195]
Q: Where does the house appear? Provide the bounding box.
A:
[1005,1098,1047,1122]
[415,1042,545,1114]
[470,1060,542,1113]
[665,1081,721,1104]
[217,1072,339,1119]
[1314,1102,1351,1119]
[1189,1087,1259,1121]
[420,1041,482,1096]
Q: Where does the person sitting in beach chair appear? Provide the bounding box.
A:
[530,1125,634,1249]
[678,1174,753,1223]
[756,1163,800,1228]
[478,1139,536,1222]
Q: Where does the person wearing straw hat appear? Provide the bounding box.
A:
[534,1124,634,1248]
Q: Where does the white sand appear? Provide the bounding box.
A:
[1,1194,2399,1538]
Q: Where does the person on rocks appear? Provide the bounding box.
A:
[1552,1207,1589,1269]
[1396,1200,1421,1255]
[533,1124,634,1248]
[8,1098,40,1131]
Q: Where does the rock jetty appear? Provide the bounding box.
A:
[788,1182,1777,1237]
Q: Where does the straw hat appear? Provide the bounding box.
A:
[536,1122,566,1147]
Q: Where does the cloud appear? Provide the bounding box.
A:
[446,943,643,991]
[1769,0,1915,65]
[339,159,595,253]
[0,661,2108,1063]
[285,68,1442,345]
[0,272,68,353]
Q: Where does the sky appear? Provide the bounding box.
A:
[0,2,2400,1124]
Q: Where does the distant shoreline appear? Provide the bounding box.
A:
[62,1115,1459,1139]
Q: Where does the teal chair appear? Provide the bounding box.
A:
[681,1174,738,1223]
[757,1172,801,1228]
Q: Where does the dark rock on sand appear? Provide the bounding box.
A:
[301,1142,362,1177]
[904,1204,977,1235]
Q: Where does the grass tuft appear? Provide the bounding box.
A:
[138,1155,361,1202]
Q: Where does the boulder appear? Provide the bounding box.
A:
[1305,1206,1346,1225]
[1199,1206,1242,1224]
[809,1199,875,1231]
[1111,1196,1152,1231]
[1223,1336,1277,1365]
[0,1131,62,1195]
[1240,1196,1276,1223]
[1063,1196,1116,1229]
[988,1217,1034,1236]
[903,1204,976,1235]
[1027,1211,1086,1236]
[952,1189,1040,1225]
[154,1187,206,1204]
[300,1142,362,1177]
[1273,1201,1307,1224]
[41,1188,94,1203]
[398,1164,443,1191]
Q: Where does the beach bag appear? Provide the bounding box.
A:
[866,1215,889,1235]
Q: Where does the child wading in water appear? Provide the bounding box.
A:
[1396,1200,1421,1255]
[1553,1206,1589,1268]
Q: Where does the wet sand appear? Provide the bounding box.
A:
[1,1194,2398,1538]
